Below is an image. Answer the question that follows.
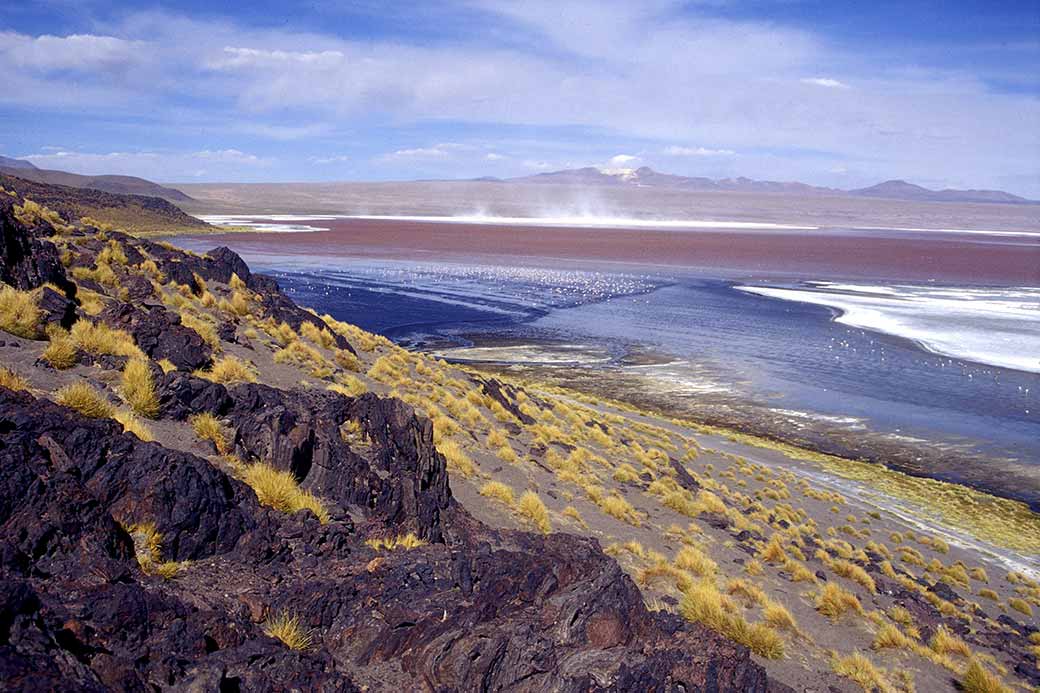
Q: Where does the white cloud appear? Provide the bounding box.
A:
[609,154,639,166]
[0,32,145,72]
[485,152,506,161]
[664,146,736,157]
[22,148,271,180]
[1,7,1037,193]
[800,77,850,89]
[309,154,351,163]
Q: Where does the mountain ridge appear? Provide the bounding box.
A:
[0,157,193,202]
[503,166,1034,204]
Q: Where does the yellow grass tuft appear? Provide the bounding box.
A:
[518,490,552,534]
[599,491,636,524]
[562,505,587,527]
[872,623,914,650]
[815,582,864,621]
[744,559,764,576]
[759,536,788,564]
[70,321,142,358]
[179,311,220,349]
[114,410,155,441]
[42,328,78,369]
[613,463,641,483]
[242,463,330,524]
[679,581,784,659]
[960,660,1011,693]
[273,340,332,378]
[263,611,312,651]
[479,480,515,506]
[196,355,258,385]
[1008,597,1033,616]
[121,358,159,418]
[726,578,767,606]
[327,375,367,397]
[762,601,798,632]
[675,545,717,577]
[0,365,29,391]
[189,412,231,454]
[831,653,895,692]
[0,285,41,339]
[55,382,115,418]
[438,439,476,478]
[929,625,971,658]
[300,320,336,349]
[157,358,177,373]
[365,533,426,551]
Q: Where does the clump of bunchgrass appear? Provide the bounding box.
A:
[263,611,313,651]
[0,365,29,391]
[479,480,515,506]
[70,321,142,358]
[196,355,258,385]
[189,412,231,454]
[114,410,155,441]
[365,533,426,551]
[0,285,41,338]
[55,382,115,418]
[121,358,159,418]
[242,462,330,524]
[518,490,552,534]
[815,582,864,621]
[42,328,78,369]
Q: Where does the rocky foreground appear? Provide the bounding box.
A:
[0,191,780,690]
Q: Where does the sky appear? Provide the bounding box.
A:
[1,1,1038,195]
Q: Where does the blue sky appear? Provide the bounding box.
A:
[1,1,1038,194]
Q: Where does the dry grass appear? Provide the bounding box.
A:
[196,355,257,385]
[176,311,219,350]
[189,412,231,454]
[55,382,115,418]
[815,582,864,621]
[613,463,641,483]
[41,327,78,369]
[263,611,313,651]
[121,358,159,418]
[562,506,587,528]
[0,365,29,391]
[274,340,333,378]
[518,490,552,534]
[70,321,142,358]
[242,463,330,524]
[929,626,971,658]
[678,581,784,659]
[1008,597,1033,616]
[365,533,426,551]
[872,623,914,650]
[759,536,788,564]
[0,285,41,338]
[675,545,717,577]
[123,521,183,579]
[762,601,798,632]
[831,653,896,692]
[597,493,642,526]
[114,410,155,441]
[960,660,1011,693]
[828,558,877,593]
[479,480,515,506]
[438,439,476,478]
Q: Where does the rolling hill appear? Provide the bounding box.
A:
[0,157,194,202]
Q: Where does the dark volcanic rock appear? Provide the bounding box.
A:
[157,371,233,420]
[99,302,213,371]
[0,382,775,691]
[476,376,536,425]
[0,196,72,293]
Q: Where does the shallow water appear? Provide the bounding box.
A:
[171,226,1040,505]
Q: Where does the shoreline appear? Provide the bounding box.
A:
[437,335,1040,514]
[454,358,1040,569]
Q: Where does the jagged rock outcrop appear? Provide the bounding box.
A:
[99,302,213,371]
[0,382,777,692]
[0,196,72,293]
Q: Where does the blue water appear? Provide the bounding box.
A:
[168,238,1040,506]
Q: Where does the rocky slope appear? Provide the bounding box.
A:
[0,187,780,690]
[0,174,208,236]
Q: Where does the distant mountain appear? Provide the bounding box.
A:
[0,155,38,170]
[505,166,1033,204]
[850,180,1031,204]
[0,172,208,235]
[0,159,193,202]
